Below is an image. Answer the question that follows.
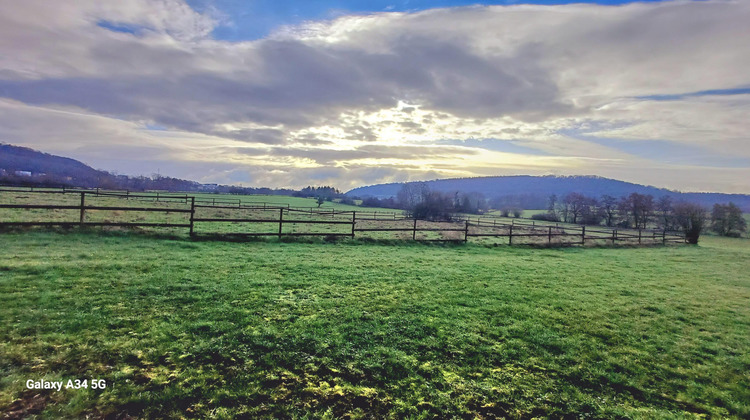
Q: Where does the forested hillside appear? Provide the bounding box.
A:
[346,176,750,210]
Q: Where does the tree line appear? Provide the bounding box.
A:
[532,192,744,243]
[357,183,490,220]
[357,187,746,244]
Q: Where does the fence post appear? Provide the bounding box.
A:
[612,229,616,244]
[548,226,552,245]
[509,224,513,245]
[189,197,195,236]
[413,218,417,241]
[278,208,284,239]
[464,220,469,243]
[663,229,666,245]
[351,211,356,239]
[581,226,586,245]
[79,192,86,226]
[638,229,642,244]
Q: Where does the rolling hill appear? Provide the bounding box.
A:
[0,143,199,190]
[346,176,750,211]
[0,143,108,184]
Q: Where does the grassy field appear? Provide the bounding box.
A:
[1,232,748,418]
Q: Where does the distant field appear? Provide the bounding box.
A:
[1,232,748,418]
[0,188,399,214]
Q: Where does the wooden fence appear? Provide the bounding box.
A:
[0,188,686,245]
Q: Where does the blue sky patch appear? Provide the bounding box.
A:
[436,138,552,156]
[187,0,670,41]
[97,20,142,35]
[635,87,750,101]
[582,137,750,168]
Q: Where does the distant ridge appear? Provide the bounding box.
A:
[346,175,750,211]
[0,143,200,191]
[0,143,108,185]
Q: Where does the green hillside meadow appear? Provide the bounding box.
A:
[1,231,749,418]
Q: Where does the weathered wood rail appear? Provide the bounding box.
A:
[0,187,686,246]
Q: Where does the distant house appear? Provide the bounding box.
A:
[203,183,218,190]
[14,170,32,177]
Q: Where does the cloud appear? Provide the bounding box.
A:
[0,0,749,192]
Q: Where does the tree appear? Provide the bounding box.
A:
[619,193,655,229]
[562,193,594,224]
[673,202,708,244]
[711,202,747,237]
[316,196,325,207]
[580,197,603,225]
[454,192,487,214]
[600,195,618,227]
[547,194,557,213]
[412,191,453,221]
[656,195,674,231]
[396,182,429,211]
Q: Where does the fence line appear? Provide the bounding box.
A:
[0,188,686,246]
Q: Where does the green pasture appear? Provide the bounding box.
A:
[1,232,748,418]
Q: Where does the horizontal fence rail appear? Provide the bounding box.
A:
[0,187,687,246]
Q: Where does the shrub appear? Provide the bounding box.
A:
[531,213,559,222]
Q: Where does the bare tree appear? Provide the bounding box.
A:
[413,191,454,221]
[580,197,603,225]
[619,193,655,229]
[656,195,674,231]
[673,202,708,244]
[396,182,429,211]
[600,195,618,227]
[547,194,557,213]
[563,193,592,224]
[711,202,747,237]
[455,192,487,214]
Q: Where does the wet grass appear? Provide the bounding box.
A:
[0,232,749,418]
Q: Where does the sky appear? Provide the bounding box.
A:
[0,0,749,193]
